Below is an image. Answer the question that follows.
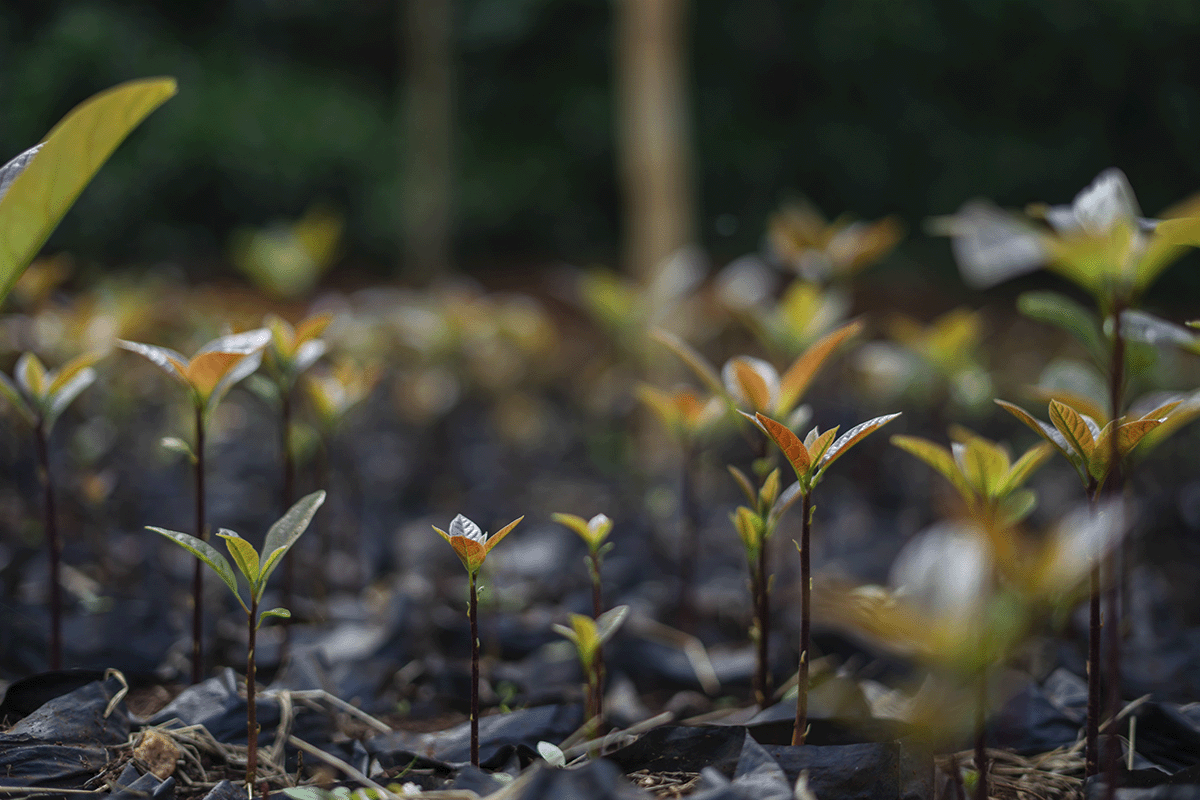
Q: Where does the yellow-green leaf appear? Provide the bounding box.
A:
[996,442,1053,497]
[0,78,177,304]
[483,515,524,555]
[819,413,902,471]
[218,529,260,585]
[806,427,839,466]
[957,437,1011,498]
[651,329,724,397]
[1048,400,1096,461]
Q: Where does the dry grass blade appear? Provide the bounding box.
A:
[627,769,701,798]
[937,747,1083,800]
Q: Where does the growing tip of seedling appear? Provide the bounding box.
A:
[552,512,613,551]
[434,513,524,575]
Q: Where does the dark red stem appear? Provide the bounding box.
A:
[246,597,259,791]
[280,388,295,661]
[793,490,812,746]
[193,403,207,685]
[754,533,771,708]
[469,570,480,767]
[1086,562,1101,777]
[35,420,61,671]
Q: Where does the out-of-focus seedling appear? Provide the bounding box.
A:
[729,466,801,709]
[149,491,325,794]
[434,513,523,767]
[261,312,332,646]
[553,605,630,740]
[752,409,901,744]
[637,384,723,630]
[0,352,101,669]
[120,329,271,683]
[554,512,615,727]
[231,205,342,299]
[0,78,176,304]
[766,202,903,287]
[891,431,1053,529]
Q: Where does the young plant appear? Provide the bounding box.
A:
[637,384,723,630]
[149,490,325,793]
[120,329,271,683]
[0,352,101,669]
[729,467,801,708]
[997,396,1173,775]
[751,409,901,744]
[553,604,630,739]
[261,312,332,647]
[433,513,523,767]
[0,78,176,303]
[553,512,615,725]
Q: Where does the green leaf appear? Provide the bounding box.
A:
[0,78,177,304]
[594,604,630,647]
[728,465,757,506]
[160,436,197,463]
[258,607,291,628]
[217,529,261,586]
[15,353,47,400]
[148,526,242,608]
[44,366,95,431]
[996,443,1053,497]
[955,437,1011,498]
[259,490,326,588]
[995,400,1075,463]
[1017,291,1107,365]
[999,489,1038,526]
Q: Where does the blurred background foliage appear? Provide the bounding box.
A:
[4,0,1200,292]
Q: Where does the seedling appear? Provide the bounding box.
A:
[231,205,342,299]
[637,384,723,630]
[553,512,615,724]
[553,605,630,740]
[261,312,332,649]
[766,202,903,286]
[752,409,900,744]
[433,513,523,766]
[149,490,325,793]
[0,352,101,669]
[0,78,176,304]
[120,329,271,683]
[729,466,801,708]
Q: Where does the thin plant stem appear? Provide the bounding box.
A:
[974,670,988,800]
[192,403,207,685]
[34,421,61,671]
[1086,563,1101,777]
[754,533,771,708]
[793,490,812,746]
[589,548,605,725]
[676,439,698,633]
[1103,303,1125,800]
[469,570,480,767]
[246,596,259,791]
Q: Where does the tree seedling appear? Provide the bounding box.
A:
[553,513,615,724]
[729,466,801,708]
[553,604,630,740]
[751,409,900,744]
[434,513,523,767]
[149,490,325,794]
[120,329,271,683]
[0,351,101,669]
[261,312,332,651]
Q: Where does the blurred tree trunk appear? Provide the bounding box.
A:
[401,0,454,283]
[614,0,696,281]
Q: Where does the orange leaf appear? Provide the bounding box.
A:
[754,411,811,476]
[186,351,248,399]
[1048,400,1096,461]
[778,319,864,412]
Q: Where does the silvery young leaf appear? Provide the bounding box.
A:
[1121,309,1200,351]
[196,328,272,357]
[931,201,1047,290]
[0,144,42,205]
[819,413,902,471]
[595,604,631,646]
[160,436,197,463]
[292,338,327,376]
[118,340,189,384]
[537,741,566,768]
[148,526,242,607]
[259,490,326,589]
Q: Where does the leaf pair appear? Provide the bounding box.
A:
[997,398,1174,489]
[553,605,630,668]
[149,490,325,626]
[0,352,101,431]
[434,514,523,576]
[751,410,901,492]
[636,384,724,441]
[264,312,333,390]
[119,329,271,413]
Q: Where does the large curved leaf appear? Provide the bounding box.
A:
[0,77,177,304]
